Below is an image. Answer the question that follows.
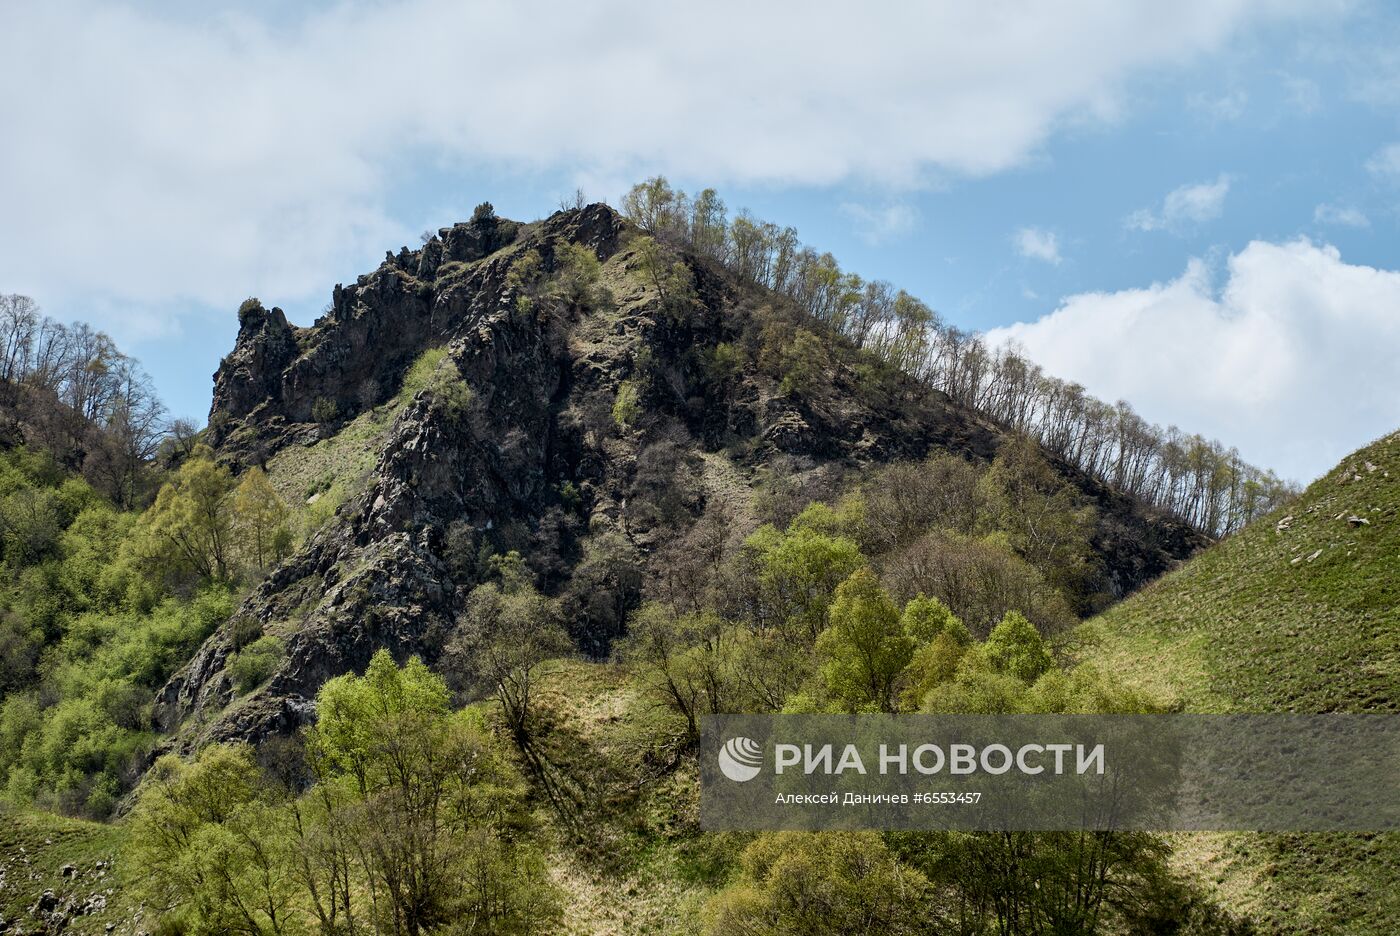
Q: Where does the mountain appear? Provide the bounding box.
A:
[152,203,1206,749]
[1078,429,1400,934]
[1,201,1390,935]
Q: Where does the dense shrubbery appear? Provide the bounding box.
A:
[129,652,561,935]
[0,446,290,816]
[600,420,1260,934]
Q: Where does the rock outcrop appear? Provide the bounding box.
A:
[155,203,1208,748]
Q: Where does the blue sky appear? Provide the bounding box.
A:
[3,1,1399,482]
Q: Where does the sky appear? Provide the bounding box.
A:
[2,1,1399,483]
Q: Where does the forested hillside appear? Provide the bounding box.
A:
[0,187,1378,935]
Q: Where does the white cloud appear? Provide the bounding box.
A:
[1365,142,1400,179]
[1188,89,1249,120]
[985,239,1400,482]
[1314,203,1370,227]
[1015,227,1063,264]
[840,203,918,246]
[1127,175,1232,232]
[0,0,1316,342]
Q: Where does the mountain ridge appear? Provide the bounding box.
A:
[154,201,1208,750]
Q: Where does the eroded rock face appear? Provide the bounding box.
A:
[209,204,621,464]
[157,202,1206,750]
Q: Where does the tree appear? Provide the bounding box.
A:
[620,176,683,235]
[136,447,236,581]
[306,650,559,936]
[445,559,571,748]
[860,454,982,552]
[232,466,291,572]
[128,744,298,936]
[982,610,1053,684]
[882,530,1076,638]
[899,594,969,645]
[978,436,1096,598]
[633,236,696,318]
[471,201,497,225]
[621,603,735,743]
[816,569,912,712]
[704,832,936,935]
[745,520,864,641]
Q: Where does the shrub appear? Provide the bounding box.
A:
[229,635,284,693]
[612,380,642,430]
[310,396,339,425]
[228,616,263,651]
[982,611,1053,684]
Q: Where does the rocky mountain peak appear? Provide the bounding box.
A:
[158,201,1206,749]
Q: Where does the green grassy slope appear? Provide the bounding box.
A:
[1077,430,1400,934]
[0,807,136,934]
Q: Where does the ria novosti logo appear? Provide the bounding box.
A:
[718,736,763,782]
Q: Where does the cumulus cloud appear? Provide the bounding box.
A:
[1365,142,1400,179]
[985,240,1400,482]
[841,202,918,245]
[1126,175,1232,232]
[0,0,1314,342]
[1015,227,1063,264]
[1314,203,1370,227]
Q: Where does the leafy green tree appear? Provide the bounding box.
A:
[0,487,64,565]
[900,632,970,712]
[136,447,236,581]
[128,743,298,936]
[816,569,912,712]
[306,650,558,936]
[621,603,736,743]
[979,435,1096,597]
[704,832,935,935]
[982,610,1053,684]
[446,568,571,749]
[777,328,828,397]
[633,236,696,317]
[745,520,864,641]
[232,466,291,572]
[899,593,969,645]
[896,597,972,712]
[920,660,1030,715]
[620,176,683,234]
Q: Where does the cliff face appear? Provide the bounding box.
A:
[156,203,1207,747]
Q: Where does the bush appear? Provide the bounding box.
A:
[982,610,1053,684]
[704,832,935,935]
[612,380,642,430]
[228,616,263,651]
[229,635,284,693]
[310,396,339,425]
